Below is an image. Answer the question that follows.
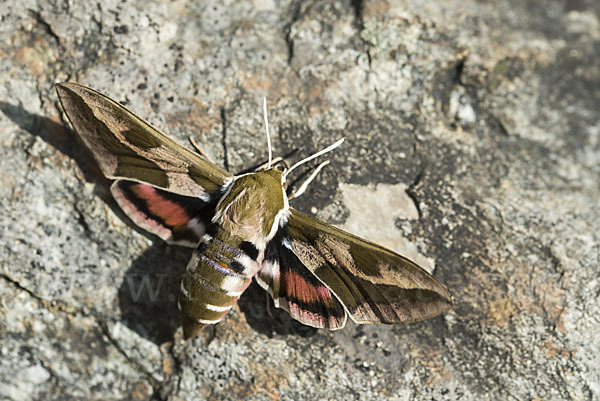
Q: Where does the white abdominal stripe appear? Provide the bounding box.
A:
[205,303,233,312]
[195,317,222,325]
[190,304,233,325]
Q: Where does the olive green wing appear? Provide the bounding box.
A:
[281,208,453,325]
[55,82,231,198]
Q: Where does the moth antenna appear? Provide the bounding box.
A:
[263,97,273,169]
[283,137,345,180]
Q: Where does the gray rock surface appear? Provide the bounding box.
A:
[1,0,599,400]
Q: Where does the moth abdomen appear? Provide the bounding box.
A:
[178,233,262,338]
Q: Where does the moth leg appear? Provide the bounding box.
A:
[265,291,274,319]
[202,325,217,346]
[288,160,330,200]
[189,136,214,162]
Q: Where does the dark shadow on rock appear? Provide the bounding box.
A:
[119,244,318,343]
[0,102,165,243]
[119,247,318,344]
[0,101,105,184]
[118,241,192,344]
[237,281,318,338]
[0,102,189,343]
[1,102,315,342]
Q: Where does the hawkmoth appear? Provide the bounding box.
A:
[55,83,453,339]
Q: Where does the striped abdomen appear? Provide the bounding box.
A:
[178,232,260,338]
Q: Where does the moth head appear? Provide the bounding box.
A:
[272,163,286,173]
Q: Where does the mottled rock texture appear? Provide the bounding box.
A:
[1,0,599,400]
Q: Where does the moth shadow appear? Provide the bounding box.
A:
[119,245,319,343]
[0,102,170,242]
[0,101,106,185]
[0,102,187,343]
[1,102,316,341]
[238,282,318,338]
[118,243,319,343]
[118,241,192,344]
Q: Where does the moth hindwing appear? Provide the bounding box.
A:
[57,82,453,340]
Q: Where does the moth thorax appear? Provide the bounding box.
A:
[215,169,286,244]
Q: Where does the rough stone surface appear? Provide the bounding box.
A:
[1,0,598,400]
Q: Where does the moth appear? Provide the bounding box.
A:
[55,82,453,339]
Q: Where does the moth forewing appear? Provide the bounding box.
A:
[55,82,232,198]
